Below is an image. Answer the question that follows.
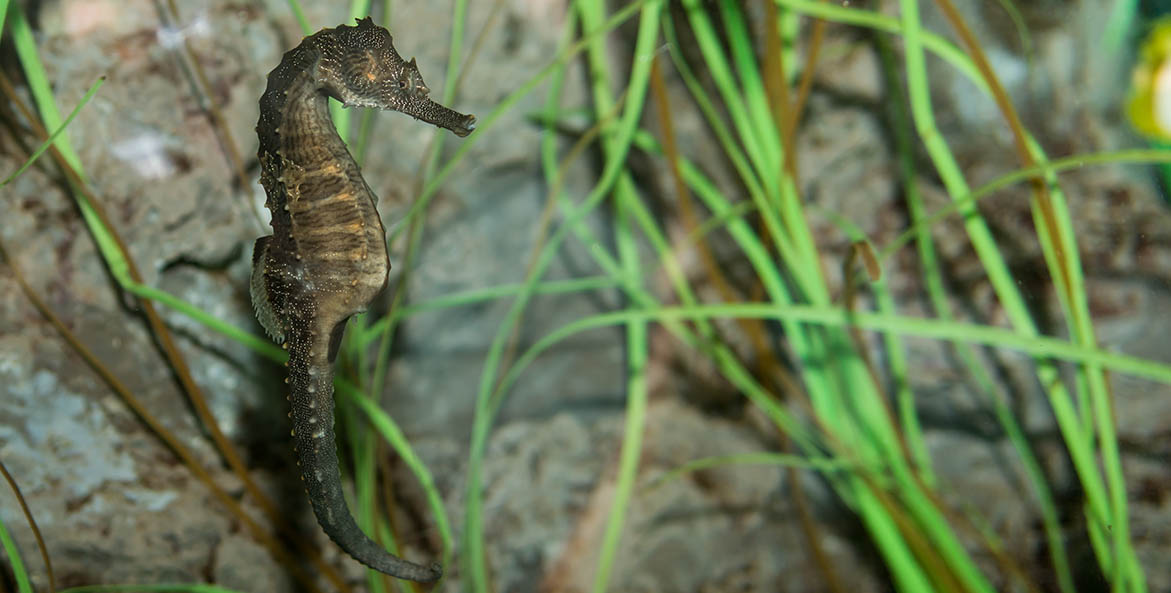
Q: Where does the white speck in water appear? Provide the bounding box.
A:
[315,470,323,482]
[156,15,210,49]
[123,488,178,512]
[111,133,176,180]
[308,416,317,424]
[312,429,326,439]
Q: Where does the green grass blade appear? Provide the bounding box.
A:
[876,31,1074,592]
[0,514,32,593]
[592,290,648,593]
[774,0,988,95]
[9,2,84,177]
[574,0,664,587]
[283,0,311,34]
[493,304,1171,418]
[460,4,656,590]
[1101,0,1138,52]
[895,0,1121,582]
[0,0,10,40]
[365,0,469,428]
[648,452,851,491]
[881,149,1171,260]
[337,379,454,574]
[357,276,619,347]
[121,281,285,361]
[2,76,105,187]
[386,0,651,244]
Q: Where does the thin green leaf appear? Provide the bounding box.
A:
[2,76,105,187]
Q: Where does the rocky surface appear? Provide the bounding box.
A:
[0,0,1169,591]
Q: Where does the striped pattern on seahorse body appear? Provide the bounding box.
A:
[249,16,474,583]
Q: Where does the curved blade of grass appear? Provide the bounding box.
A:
[385,0,652,242]
[0,459,53,593]
[828,213,934,486]
[769,0,1118,556]
[335,379,454,574]
[991,0,1033,70]
[493,304,1171,413]
[679,0,812,294]
[9,269,613,371]
[1101,0,1138,53]
[574,0,662,588]
[7,5,83,175]
[659,14,837,409]
[1,76,104,187]
[880,148,1171,261]
[875,31,1074,593]
[647,452,851,492]
[283,0,312,34]
[460,3,659,589]
[0,0,9,40]
[897,0,1129,584]
[357,276,619,347]
[359,1,474,544]
[0,516,31,593]
[774,0,988,95]
[945,0,1142,573]
[714,2,827,300]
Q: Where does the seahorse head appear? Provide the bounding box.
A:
[314,17,434,111]
[313,17,475,137]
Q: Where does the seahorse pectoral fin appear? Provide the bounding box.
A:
[326,319,348,363]
[250,236,288,344]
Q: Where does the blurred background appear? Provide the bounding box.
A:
[1,0,1169,591]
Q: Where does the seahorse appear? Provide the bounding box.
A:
[250,17,474,582]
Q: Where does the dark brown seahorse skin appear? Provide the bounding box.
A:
[250,17,473,582]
